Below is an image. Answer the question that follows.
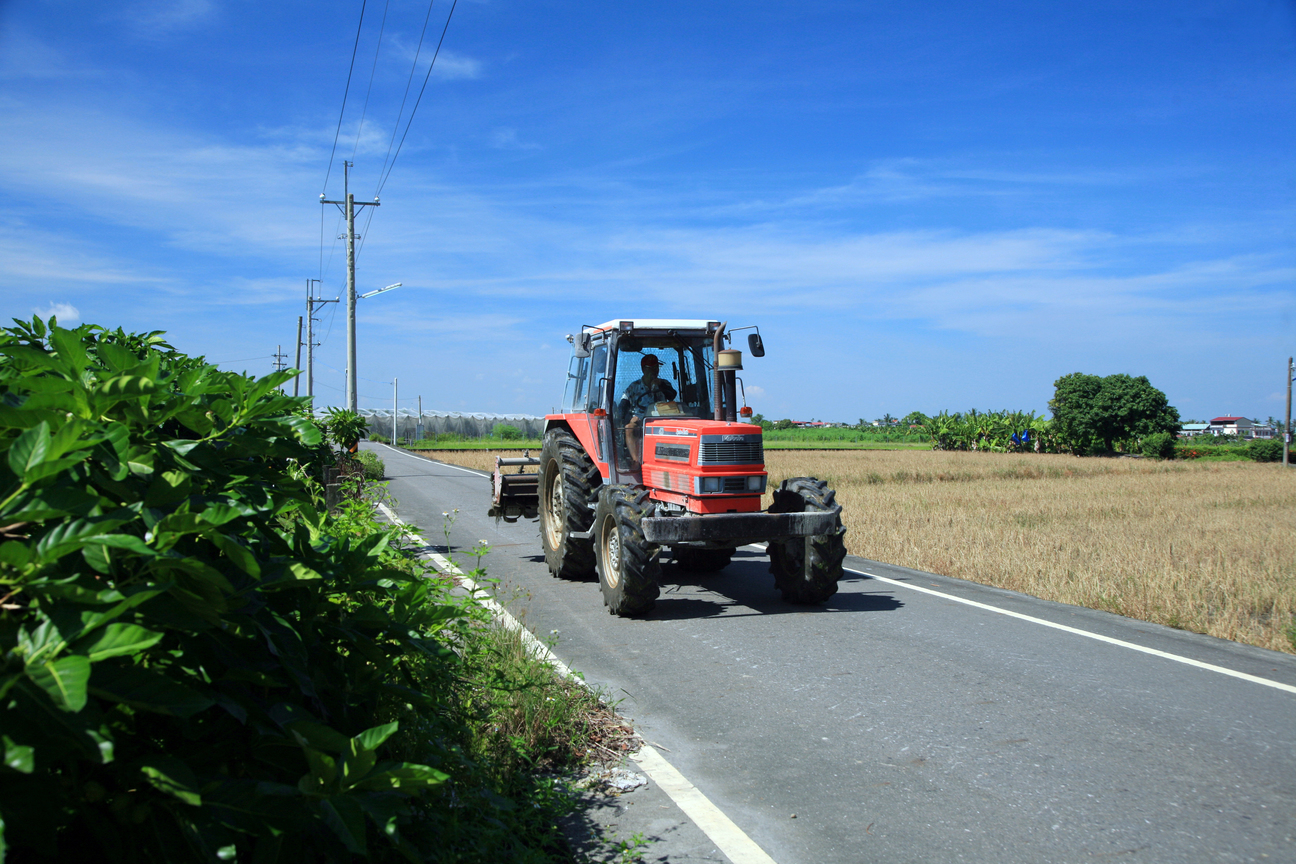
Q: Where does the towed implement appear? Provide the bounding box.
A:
[490,318,846,617]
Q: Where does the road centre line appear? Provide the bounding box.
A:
[851,568,1296,696]
[374,501,780,864]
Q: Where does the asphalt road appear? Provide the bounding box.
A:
[369,443,1296,864]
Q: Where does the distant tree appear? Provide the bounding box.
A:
[1049,373,1180,455]
[901,411,929,427]
[881,413,897,426]
[774,418,796,430]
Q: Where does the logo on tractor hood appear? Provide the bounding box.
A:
[722,434,746,442]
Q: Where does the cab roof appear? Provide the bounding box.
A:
[587,319,720,334]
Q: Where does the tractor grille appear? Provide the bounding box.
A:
[722,476,749,493]
[697,435,763,465]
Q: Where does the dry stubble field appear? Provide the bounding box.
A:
[414,448,1296,654]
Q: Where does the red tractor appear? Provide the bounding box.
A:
[489,319,846,617]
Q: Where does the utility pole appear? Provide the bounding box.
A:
[417,394,422,441]
[293,317,303,397]
[321,161,379,412]
[305,278,335,401]
[393,377,398,445]
[272,345,289,393]
[1285,357,1293,467]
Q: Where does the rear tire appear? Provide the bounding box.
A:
[539,428,601,580]
[768,477,846,604]
[594,486,661,617]
[673,547,734,573]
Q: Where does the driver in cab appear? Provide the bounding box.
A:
[619,354,676,466]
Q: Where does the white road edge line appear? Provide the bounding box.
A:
[851,567,1296,696]
[375,502,779,864]
[375,442,491,477]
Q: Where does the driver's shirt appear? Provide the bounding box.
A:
[619,377,675,420]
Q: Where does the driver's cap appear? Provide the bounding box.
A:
[640,355,661,368]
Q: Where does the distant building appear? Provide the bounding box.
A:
[1179,423,1211,437]
[1209,416,1255,438]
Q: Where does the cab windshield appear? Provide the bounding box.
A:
[612,335,713,469]
[613,336,713,424]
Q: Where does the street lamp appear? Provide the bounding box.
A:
[360,282,401,300]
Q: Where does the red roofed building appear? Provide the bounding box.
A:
[1209,416,1260,438]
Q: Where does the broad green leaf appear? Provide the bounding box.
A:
[298,748,337,795]
[211,533,260,578]
[198,504,245,527]
[2,736,34,773]
[320,796,367,855]
[7,421,50,479]
[353,764,448,792]
[34,517,129,562]
[13,680,114,763]
[139,756,202,806]
[353,722,399,753]
[274,413,323,446]
[27,655,90,712]
[94,534,154,556]
[48,326,91,374]
[20,453,92,484]
[144,470,192,507]
[287,722,351,754]
[0,541,31,569]
[90,664,213,718]
[72,623,164,661]
[97,375,157,398]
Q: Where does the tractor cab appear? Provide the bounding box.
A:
[563,320,723,485]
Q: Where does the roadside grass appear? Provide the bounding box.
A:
[401,435,544,450]
[763,441,930,451]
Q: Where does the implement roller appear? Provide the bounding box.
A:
[489,451,540,522]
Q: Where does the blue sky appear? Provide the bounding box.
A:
[1,1,1293,422]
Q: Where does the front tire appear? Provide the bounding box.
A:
[539,428,601,580]
[594,486,661,617]
[768,477,846,604]
[673,547,734,573]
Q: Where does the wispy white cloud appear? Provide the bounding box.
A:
[430,51,481,80]
[33,302,81,326]
[0,29,98,80]
[489,127,541,151]
[121,0,216,39]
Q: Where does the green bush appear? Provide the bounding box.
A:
[0,318,582,862]
[355,449,386,480]
[368,432,388,444]
[492,424,522,440]
[1140,431,1176,460]
[1247,438,1284,463]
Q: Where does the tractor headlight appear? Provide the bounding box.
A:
[700,476,722,493]
[747,475,766,492]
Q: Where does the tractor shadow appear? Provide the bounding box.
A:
[650,549,904,620]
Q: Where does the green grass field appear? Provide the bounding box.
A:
[383,425,930,451]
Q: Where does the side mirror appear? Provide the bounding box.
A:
[573,332,592,358]
[747,332,765,357]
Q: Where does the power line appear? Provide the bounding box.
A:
[322,0,369,197]
[376,0,458,197]
[375,0,438,198]
[350,0,392,163]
